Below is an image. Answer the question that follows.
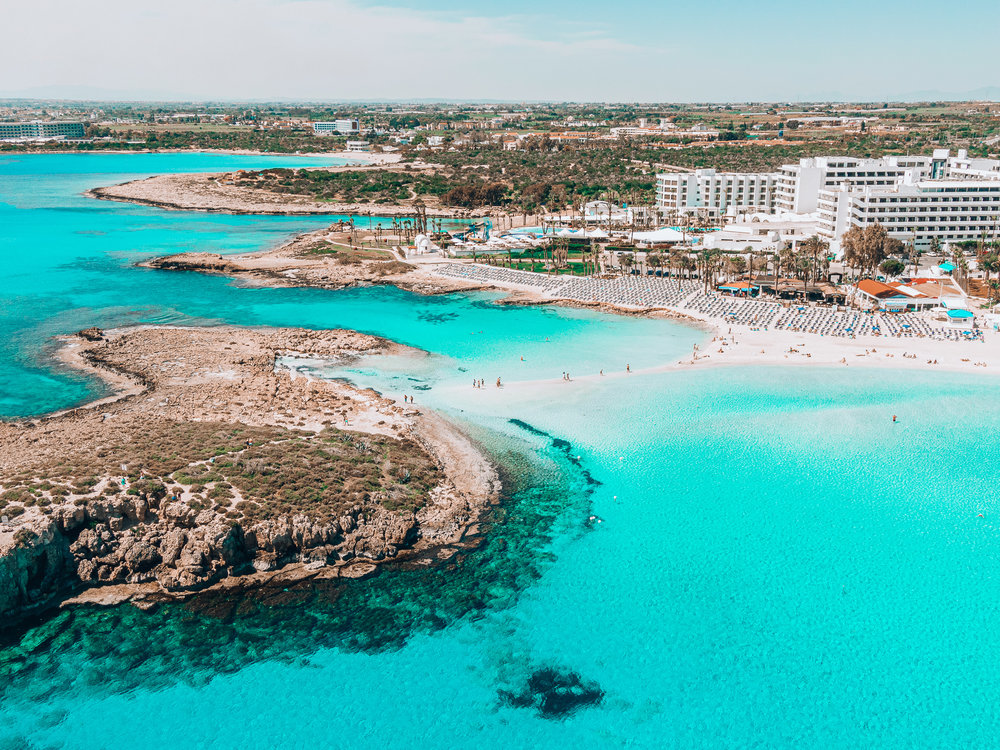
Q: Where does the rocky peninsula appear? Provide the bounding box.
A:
[0,325,499,627]
[87,165,479,218]
[140,222,487,295]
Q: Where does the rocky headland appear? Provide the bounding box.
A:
[87,167,479,218]
[140,223,488,296]
[0,325,499,627]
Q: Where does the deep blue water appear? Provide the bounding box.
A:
[3,154,1000,748]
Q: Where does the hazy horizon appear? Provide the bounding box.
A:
[2,0,998,103]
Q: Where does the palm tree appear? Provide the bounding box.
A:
[981,252,1000,286]
[723,254,746,282]
[800,235,830,291]
[647,252,662,277]
[669,248,686,279]
[681,254,696,280]
[841,226,864,302]
[619,252,635,276]
[779,242,797,279]
[697,248,720,293]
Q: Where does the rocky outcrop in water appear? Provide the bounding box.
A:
[0,326,500,627]
[0,519,75,620]
[0,483,429,623]
[498,667,605,718]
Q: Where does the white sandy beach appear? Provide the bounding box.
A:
[410,257,1000,377]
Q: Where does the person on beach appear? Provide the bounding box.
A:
[626,363,631,373]
[496,378,501,388]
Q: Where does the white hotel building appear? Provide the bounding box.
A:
[774,154,939,213]
[656,150,1000,250]
[312,119,360,136]
[655,169,778,219]
[816,175,1000,248]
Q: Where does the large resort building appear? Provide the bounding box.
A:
[655,169,778,219]
[773,155,938,213]
[0,121,86,140]
[657,150,1000,250]
[312,119,360,136]
[816,177,1000,247]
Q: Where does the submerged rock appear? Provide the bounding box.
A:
[499,667,604,718]
[77,327,104,342]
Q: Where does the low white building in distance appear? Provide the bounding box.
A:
[612,121,720,140]
[579,201,653,226]
[312,119,360,136]
[345,140,370,152]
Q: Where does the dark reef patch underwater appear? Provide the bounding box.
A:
[498,667,605,718]
[0,420,597,706]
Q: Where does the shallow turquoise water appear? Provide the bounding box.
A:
[0,151,397,416]
[3,155,1000,748]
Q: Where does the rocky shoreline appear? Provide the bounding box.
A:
[140,231,705,324]
[139,222,489,296]
[0,325,499,629]
[87,169,479,218]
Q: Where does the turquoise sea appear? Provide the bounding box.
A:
[3,153,1000,748]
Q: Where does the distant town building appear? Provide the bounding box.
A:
[345,140,370,152]
[312,119,360,136]
[612,121,719,140]
[0,121,86,140]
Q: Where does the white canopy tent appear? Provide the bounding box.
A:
[631,227,686,244]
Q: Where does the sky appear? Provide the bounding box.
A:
[1,0,998,102]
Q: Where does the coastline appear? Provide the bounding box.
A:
[0,324,500,626]
[417,263,1000,375]
[142,236,1000,376]
[138,222,490,295]
[5,148,398,162]
[85,163,480,218]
